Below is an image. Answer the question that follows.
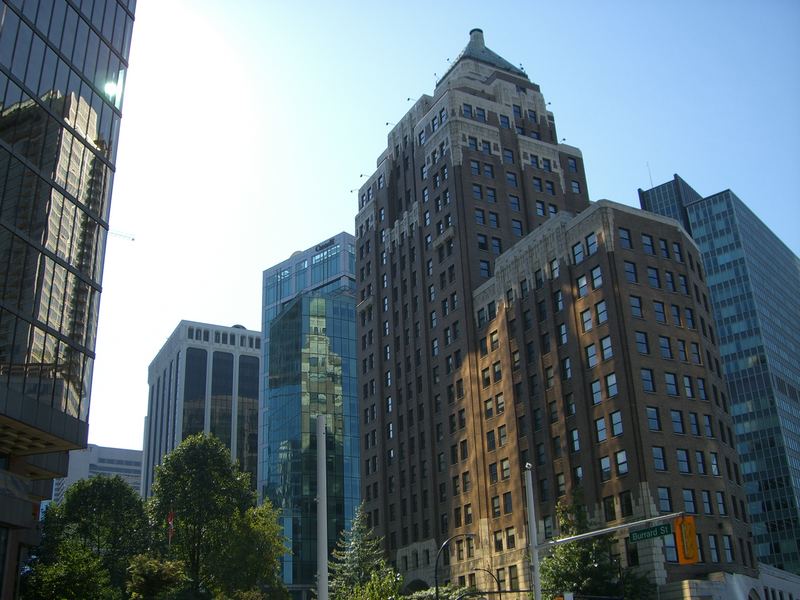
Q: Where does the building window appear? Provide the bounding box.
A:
[595,417,608,442]
[619,227,632,249]
[600,336,613,360]
[577,275,589,298]
[615,450,629,475]
[591,266,603,288]
[624,261,638,283]
[647,267,660,288]
[611,411,623,436]
[706,535,720,563]
[683,489,697,514]
[642,234,655,255]
[605,373,618,397]
[506,172,518,188]
[671,410,684,434]
[603,496,616,521]
[591,380,602,404]
[716,491,727,515]
[571,180,581,193]
[511,219,523,237]
[581,309,593,332]
[629,295,643,318]
[596,456,611,481]
[659,336,673,359]
[665,372,679,396]
[647,406,661,431]
[585,344,598,368]
[635,331,649,354]
[677,449,691,473]
[573,242,585,264]
[664,534,678,563]
[653,446,667,471]
[658,486,672,512]
[723,535,734,562]
[653,301,666,323]
[567,157,578,172]
[570,429,580,452]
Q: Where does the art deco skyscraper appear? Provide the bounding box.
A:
[640,175,800,574]
[260,233,359,600]
[0,1,135,596]
[355,30,755,596]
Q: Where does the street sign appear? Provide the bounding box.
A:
[629,523,672,543]
[674,515,699,564]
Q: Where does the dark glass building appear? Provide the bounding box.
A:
[0,1,135,595]
[141,321,261,499]
[260,232,359,600]
[640,176,800,574]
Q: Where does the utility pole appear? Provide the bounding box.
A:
[524,463,542,600]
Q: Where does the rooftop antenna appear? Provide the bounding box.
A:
[646,162,654,188]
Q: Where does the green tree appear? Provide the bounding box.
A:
[209,503,288,598]
[540,494,654,600]
[127,554,188,600]
[403,584,468,599]
[21,539,118,600]
[352,570,402,600]
[329,503,396,600]
[150,433,286,597]
[540,494,618,599]
[60,475,150,587]
[22,475,148,598]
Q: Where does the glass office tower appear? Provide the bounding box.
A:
[0,1,135,596]
[260,233,359,600]
[640,175,800,574]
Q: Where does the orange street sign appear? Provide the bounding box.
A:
[674,515,699,564]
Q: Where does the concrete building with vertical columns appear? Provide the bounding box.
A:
[141,320,260,498]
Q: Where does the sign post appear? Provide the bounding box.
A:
[629,523,672,543]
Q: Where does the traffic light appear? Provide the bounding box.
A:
[674,515,699,564]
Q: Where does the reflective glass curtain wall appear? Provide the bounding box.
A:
[0,2,135,597]
[260,233,358,600]
[263,292,358,595]
[0,0,134,431]
[640,178,800,574]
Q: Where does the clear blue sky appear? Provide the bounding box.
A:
[89,0,800,449]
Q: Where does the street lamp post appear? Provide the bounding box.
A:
[435,533,475,600]
[524,462,542,600]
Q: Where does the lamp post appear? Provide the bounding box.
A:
[523,462,542,600]
[435,533,475,600]
[473,567,502,600]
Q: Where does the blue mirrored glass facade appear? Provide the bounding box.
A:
[260,233,359,600]
[641,176,800,574]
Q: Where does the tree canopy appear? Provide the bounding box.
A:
[328,503,397,600]
[22,474,149,598]
[540,493,655,600]
[150,433,287,598]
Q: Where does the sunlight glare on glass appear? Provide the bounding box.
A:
[104,82,118,97]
